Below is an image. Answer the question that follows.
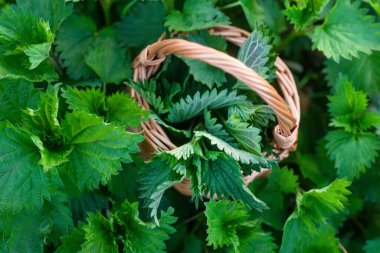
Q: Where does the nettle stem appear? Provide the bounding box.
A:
[220,1,240,10]
[100,0,113,26]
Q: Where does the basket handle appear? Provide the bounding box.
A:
[134,38,297,138]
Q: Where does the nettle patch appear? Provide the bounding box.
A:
[0,0,379,253]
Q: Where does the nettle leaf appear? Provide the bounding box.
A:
[280,179,351,253]
[250,166,299,229]
[364,238,380,253]
[62,86,105,115]
[56,14,97,79]
[181,31,227,89]
[0,5,55,69]
[195,131,269,167]
[106,91,149,128]
[0,210,50,253]
[114,201,177,253]
[324,51,380,93]
[204,110,235,146]
[139,157,185,223]
[326,130,380,179]
[238,27,276,81]
[0,122,50,211]
[127,79,168,114]
[0,79,40,123]
[165,0,230,31]
[62,87,148,128]
[205,200,276,252]
[201,152,268,212]
[55,226,85,253]
[115,1,165,47]
[328,76,380,132]
[283,0,330,30]
[167,89,247,123]
[312,0,380,62]
[62,111,144,190]
[224,115,262,154]
[17,0,73,33]
[82,212,118,253]
[240,0,286,33]
[84,37,132,84]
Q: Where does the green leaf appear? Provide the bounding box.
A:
[165,0,230,31]
[364,238,380,253]
[84,37,132,84]
[0,122,50,211]
[106,91,149,128]
[114,201,177,253]
[62,86,105,115]
[224,115,262,154]
[24,84,61,135]
[205,200,276,252]
[194,131,269,166]
[324,51,380,93]
[17,0,73,32]
[82,212,118,253]
[0,210,50,253]
[56,14,97,79]
[0,79,40,123]
[204,110,235,146]
[201,153,268,211]
[0,5,55,69]
[240,0,286,32]
[0,54,58,82]
[43,193,74,245]
[250,166,299,229]
[280,178,351,253]
[238,26,276,81]
[115,1,165,47]
[181,31,227,89]
[327,75,380,132]
[325,130,380,179]
[139,157,185,223]
[283,0,330,30]
[311,0,380,62]
[167,89,247,123]
[31,135,73,171]
[62,111,143,190]
[55,226,85,253]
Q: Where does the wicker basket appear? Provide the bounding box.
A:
[131,25,300,196]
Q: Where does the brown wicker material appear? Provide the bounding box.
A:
[131,25,300,196]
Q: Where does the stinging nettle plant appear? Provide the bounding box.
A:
[0,0,379,252]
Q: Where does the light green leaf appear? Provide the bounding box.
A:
[17,0,73,32]
[82,212,118,253]
[167,89,247,123]
[280,178,351,253]
[62,111,143,190]
[283,0,330,30]
[62,86,105,115]
[0,122,50,211]
[116,1,165,47]
[24,42,52,69]
[55,226,85,253]
[312,0,380,62]
[106,91,149,128]
[84,37,132,84]
[165,0,230,31]
[0,79,40,123]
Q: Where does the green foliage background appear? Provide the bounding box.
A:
[0,0,379,252]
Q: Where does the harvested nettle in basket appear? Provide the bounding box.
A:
[127,25,300,222]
